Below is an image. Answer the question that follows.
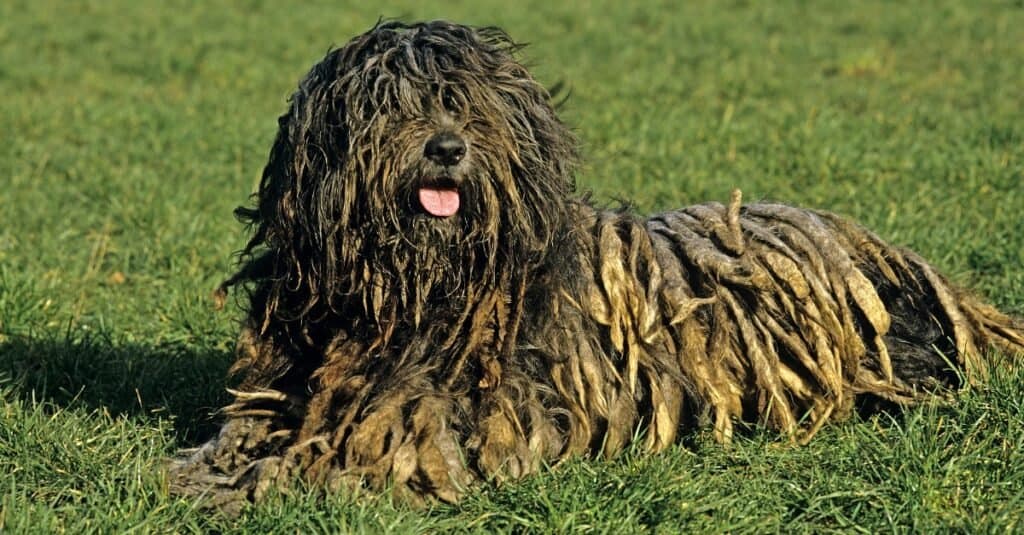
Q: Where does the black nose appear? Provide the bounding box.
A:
[424,132,467,166]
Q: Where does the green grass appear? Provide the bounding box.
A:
[2,0,1023,532]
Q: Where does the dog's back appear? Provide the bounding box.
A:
[565,192,1023,445]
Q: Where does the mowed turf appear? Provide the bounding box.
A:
[2,0,1023,532]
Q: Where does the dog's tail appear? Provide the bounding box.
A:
[957,293,1024,373]
[815,210,1024,384]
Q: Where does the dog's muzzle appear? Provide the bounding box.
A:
[418,132,466,217]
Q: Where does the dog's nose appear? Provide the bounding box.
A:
[424,132,467,166]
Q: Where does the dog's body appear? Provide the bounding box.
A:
[169,21,1024,510]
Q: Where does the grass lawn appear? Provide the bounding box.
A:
[2,0,1023,532]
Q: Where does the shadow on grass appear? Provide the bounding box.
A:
[0,330,235,443]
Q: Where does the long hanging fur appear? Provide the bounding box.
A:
[168,20,1024,513]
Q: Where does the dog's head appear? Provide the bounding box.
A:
[234,21,579,326]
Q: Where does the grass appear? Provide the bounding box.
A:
[1,0,1023,532]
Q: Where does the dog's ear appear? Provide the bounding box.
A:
[486,67,580,253]
[225,54,348,295]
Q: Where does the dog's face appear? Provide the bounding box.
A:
[239,21,579,321]
[327,22,575,240]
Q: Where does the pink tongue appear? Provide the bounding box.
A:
[418,187,460,217]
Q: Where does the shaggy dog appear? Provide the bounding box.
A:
[169,20,1024,510]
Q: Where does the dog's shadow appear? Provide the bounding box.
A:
[0,331,235,443]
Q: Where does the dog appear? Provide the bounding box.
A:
[169,20,1024,511]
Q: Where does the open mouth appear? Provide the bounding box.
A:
[417,178,460,217]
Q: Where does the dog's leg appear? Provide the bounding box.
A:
[167,324,306,513]
[470,373,564,483]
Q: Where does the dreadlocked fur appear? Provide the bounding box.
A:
[169,20,1024,512]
